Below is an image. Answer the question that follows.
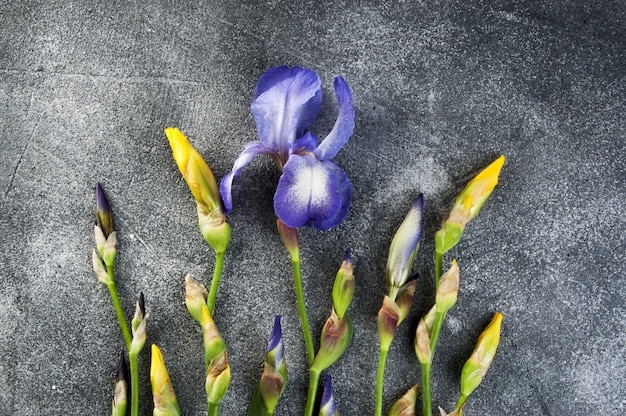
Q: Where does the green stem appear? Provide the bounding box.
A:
[421,363,432,416]
[435,251,443,289]
[429,311,447,352]
[106,272,132,350]
[208,401,220,416]
[207,251,225,316]
[304,369,321,416]
[374,347,389,416]
[292,257,315,366]
[129,351,139,416]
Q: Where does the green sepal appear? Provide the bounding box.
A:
[311,313,353,373]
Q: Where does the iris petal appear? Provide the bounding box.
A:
[219,142,270,213]
[251,66,322,156]
[273,154,351,230]
[314,76,355,161]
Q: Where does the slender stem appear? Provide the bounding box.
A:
[207,251,225,316]
[292,257,315,365]
[435,251,443,289]
[429,311,447,352]
[129,351,139,416]
[375,347,389,416]
[208,401,220,416]
[421,363,432,416]
[106,273,132,350]
[304,369,321,416]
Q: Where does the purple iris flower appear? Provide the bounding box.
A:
[220,66,355,230]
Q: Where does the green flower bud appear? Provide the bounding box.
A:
[102,231,117,267]
[92,249,111,285]
[201,307,230,404]
[459,312,503,402]
[435,260,460,314]
[332,249,355,320]
[206,349,231,404]
[111,350,128,416]
[311,310,353,373]
[184,274,209,324]
[130,293,146,356]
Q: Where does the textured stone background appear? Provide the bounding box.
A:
[1,1,624,415]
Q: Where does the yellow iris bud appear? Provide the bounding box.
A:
[150,345,180,416]
[459,312,503,400]
[165,127,230,254]
[436,156,505,254]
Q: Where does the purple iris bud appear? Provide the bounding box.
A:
[220,66,355,230]
[95,183,114,237]
[386,194,424,293]
[319,374,338,416]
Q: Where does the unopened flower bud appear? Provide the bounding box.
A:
[377,296,400,352]
[96,183,115,237]
[206,349,231,404]
[319,374,338,416]
[258,316,287,414]
[130,293,146,356]
[387,195,424,294]
[150,344,180,416]
[111,350,128,416]
[311,310,353,373]
[435,156,505,254]
[277,219,300,260]
[185,274,208,324]
[460,312,503,401]
[388,383,419,416]
[435,260,460,314]
[102,231,117,267]
[92,249,111,285]
[332,249,355,320]
[200,306,231,404]
[165,127,230,254]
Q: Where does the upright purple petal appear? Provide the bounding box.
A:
[251,67,322,158]
[219,142,270,213]
[386,194,424,289]
[273,154,351,230]
[313,76,355,161]
[320,374,338,416]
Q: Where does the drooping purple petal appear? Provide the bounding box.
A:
[219,142,270,213]
[313,76,355,161]
[251,67,322,157]
[310,161,351,230]
[273,154,351,230]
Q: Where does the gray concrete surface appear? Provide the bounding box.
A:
[1,1,624,415]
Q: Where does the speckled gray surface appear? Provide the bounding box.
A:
[1,1,625,415]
